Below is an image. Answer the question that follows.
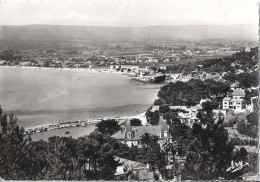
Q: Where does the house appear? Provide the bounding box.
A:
[121,65,140,70]
[150,105,159,112]
[113,116,172,148]
[222,89,246,112]
[170,105,202,127]
[114,157,146,180]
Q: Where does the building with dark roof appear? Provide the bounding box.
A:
[113,116,172,147]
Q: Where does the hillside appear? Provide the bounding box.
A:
[0,24,258,48]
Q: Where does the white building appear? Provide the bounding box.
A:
[222,89,246,112]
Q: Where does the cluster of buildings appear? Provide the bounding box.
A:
[112,86,257,151]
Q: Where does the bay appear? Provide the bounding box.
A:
[0,67,161,140]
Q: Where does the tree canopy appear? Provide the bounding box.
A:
[95,119,120,135]
[155,79,229,107]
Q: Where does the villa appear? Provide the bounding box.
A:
[222,89,246,112]
[113,116,172,148]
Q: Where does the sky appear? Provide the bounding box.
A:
[0,0,259,27]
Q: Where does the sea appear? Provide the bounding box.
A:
[0,67,161,140]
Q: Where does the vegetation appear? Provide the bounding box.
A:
[95,119,120,135]
[223,71,259,88]
[145,109,160,125]
[237,111,258,138]
[199,47,258,73]
[173,113,235,180]
[0,110,123,180]
[130,118,142,126]
[154,79,230,107]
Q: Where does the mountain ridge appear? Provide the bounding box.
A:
[0,24,258,48]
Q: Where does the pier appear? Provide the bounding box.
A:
[24,116,127,136]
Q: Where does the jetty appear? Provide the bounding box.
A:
[23,116,128,136]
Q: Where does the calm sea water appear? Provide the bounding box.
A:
[0,67,161,140]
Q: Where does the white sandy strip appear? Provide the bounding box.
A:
[0,65,123,74]
[120,112,147,125]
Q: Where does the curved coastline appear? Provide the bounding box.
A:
[1,66,160,139]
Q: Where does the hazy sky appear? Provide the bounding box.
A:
[0,0,259,26]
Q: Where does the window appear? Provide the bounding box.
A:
[229,102,233,105]
[164,131,168,137]
[224,102,227,104]
[128,132,131,139]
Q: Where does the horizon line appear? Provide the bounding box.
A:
[0,23,258,28]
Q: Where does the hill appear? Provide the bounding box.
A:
[0,24,258,48]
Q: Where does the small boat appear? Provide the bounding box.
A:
[65,131,70,134]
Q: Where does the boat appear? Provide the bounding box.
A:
[65,131,70,134]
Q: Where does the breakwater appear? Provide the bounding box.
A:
[24,119,101,135]
[24,117,125,136]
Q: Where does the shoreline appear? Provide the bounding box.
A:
[24,112,147,136]
[0,65,121,74]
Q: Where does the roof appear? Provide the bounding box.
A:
[131,125,162,140]
[151,105,159,112]
[232,89,245,97]
[223,97,232,101]
[170,106,188,111]
[190,116,199,120]
[115,157,146,176]
[115,157,146,169]
[178,112,190,118]
[231,83,239,87]
[113,125,163,140]
[231,98,245,102]
[200,98,211,102]
[192,104,203,110]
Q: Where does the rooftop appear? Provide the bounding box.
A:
[232,89,245,97]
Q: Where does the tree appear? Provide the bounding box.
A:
[130,118,142,126]
[159,104,170,114]
[140,133,152,149]
[246,112,258,126]
[145,109,160,125]
[202,101,218,113]
[95,119,120,135]
[178,112,235,180]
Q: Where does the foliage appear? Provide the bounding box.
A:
[238,71,259,88]
[130,118,142,126]
[156,79,229,107]
[145,109,160,125]
[95,119,120,135]
[235,111,258,138]
[140,133,159,149]
[199,47,258,74]
[246,112,259,126]
[201,101,218,113]
[0,109,121,180]
[174,113,235,180]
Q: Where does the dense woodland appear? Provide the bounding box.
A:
[154,79,230,107]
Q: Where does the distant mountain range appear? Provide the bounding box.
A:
[0,24,258,48]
